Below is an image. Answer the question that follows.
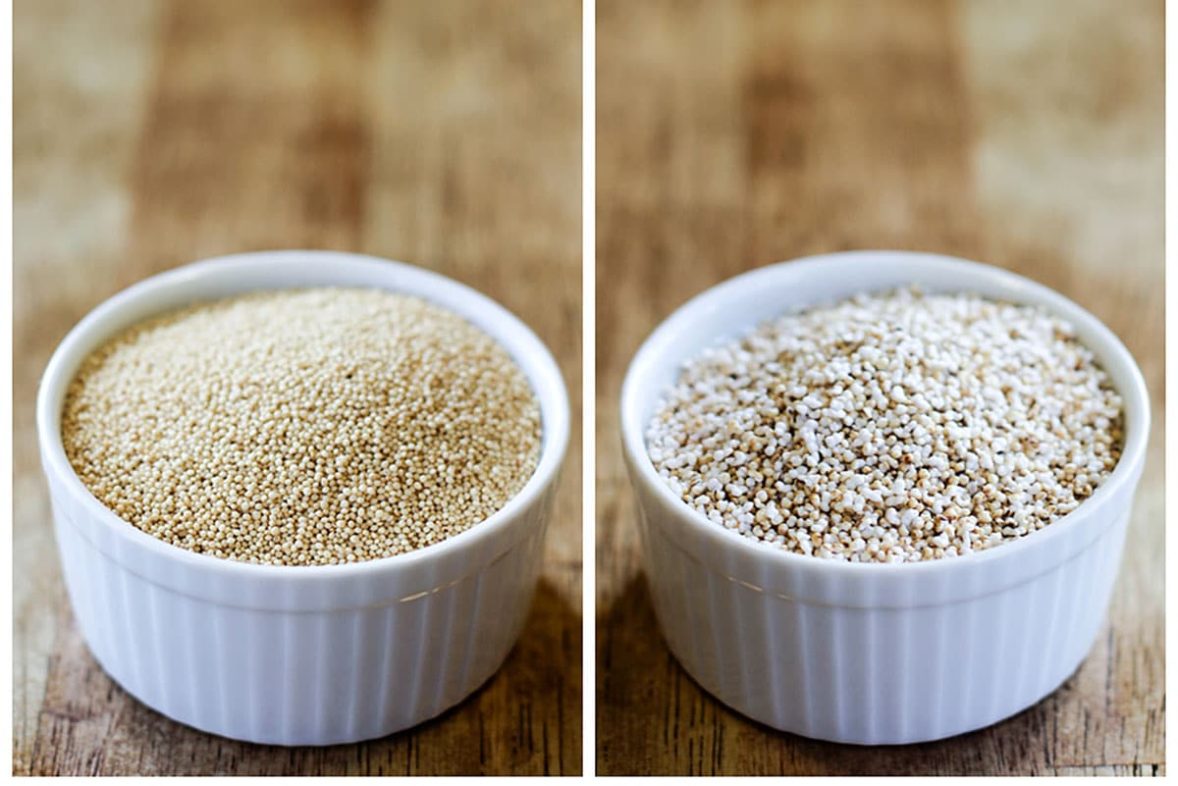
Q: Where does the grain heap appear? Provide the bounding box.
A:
[62,288,541,566]
[647,287,1124,562]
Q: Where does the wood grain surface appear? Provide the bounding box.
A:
[596,0,1164,776]
[14,0,581,775]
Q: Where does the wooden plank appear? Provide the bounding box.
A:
[960,0,1166,771]
[596,0,1164,775]
[14,0,581,775]
[13,0,165,775]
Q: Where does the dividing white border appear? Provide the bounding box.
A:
[581,0,596,775]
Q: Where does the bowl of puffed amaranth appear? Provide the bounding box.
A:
[37,251,570,746]
[620,250,1148,745]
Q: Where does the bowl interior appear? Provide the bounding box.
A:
[621,250,1149,567]
[38,250,570,573]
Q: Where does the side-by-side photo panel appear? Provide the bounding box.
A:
[14,0,581,776]
[596,0,1162,776]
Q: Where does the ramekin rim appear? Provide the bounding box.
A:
[620,249,1150,576]
[36,250,570,578]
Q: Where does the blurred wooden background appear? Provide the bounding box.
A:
[14,0,580,775]
[597,0,1163,776]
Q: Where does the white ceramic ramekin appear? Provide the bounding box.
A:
[621,251,1149,745]
[37,251,569,746]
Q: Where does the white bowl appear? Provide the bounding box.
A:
[621,250,1149,745]
[36,250,570,745]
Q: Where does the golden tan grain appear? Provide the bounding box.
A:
[62,288,541,566]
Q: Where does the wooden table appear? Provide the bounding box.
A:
[596,0,1164,775]
[14,0,581,775]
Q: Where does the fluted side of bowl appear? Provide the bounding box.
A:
[50,471,555,744]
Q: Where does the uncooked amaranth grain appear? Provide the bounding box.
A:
[62,288,541,566]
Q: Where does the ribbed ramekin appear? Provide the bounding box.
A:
[37,250,569,746]
[621,251,1149,745]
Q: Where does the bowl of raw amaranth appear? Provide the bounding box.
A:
[620,251,1148,745]
[37,251,569,745]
